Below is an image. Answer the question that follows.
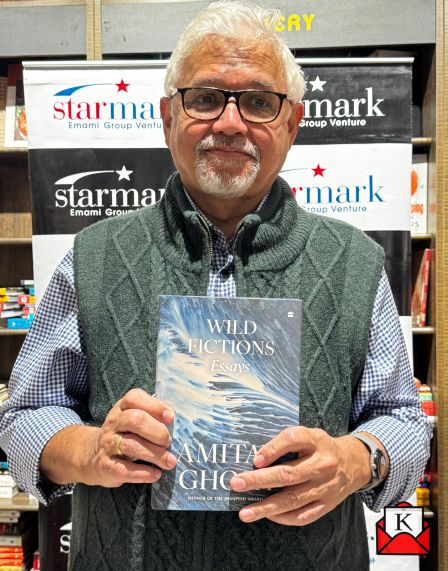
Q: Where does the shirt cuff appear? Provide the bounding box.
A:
[351,415,431,511]
[7,406,84,505]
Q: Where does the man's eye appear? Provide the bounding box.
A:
[247,96,272,109]
[191,92,219,106]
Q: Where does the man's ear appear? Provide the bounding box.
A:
[160,96,173,148]
[287,102,304,146]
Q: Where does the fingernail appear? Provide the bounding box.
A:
[231,477,246,491]
[153,469,162,480]
[254,454,266,467]
[162,409,174,423]
[240,508,255,522]
[166,453,177,469]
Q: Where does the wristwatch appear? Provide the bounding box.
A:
[352,434,387,492]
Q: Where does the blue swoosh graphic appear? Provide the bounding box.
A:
[54,83,108,96]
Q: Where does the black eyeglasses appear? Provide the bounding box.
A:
[173,86,288,124]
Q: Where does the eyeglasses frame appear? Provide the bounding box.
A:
[172,86,289,124]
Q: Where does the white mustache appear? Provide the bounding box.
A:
[196,135,260,161]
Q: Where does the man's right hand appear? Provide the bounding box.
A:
[40,388,177,488]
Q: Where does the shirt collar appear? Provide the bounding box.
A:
[182,187,271,247]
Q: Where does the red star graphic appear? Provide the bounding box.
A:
[115,79,130,93]
[312,164,326,177]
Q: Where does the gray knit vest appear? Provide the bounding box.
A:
[71,172,384,571]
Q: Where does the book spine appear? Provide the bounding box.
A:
[420,249,432,327]
[0,488,18,500]
[0,538,21,547]
[0,476,15,487]
[0,548,22,554]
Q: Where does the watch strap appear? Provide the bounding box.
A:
[352,433,386,492]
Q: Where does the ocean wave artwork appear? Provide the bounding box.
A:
[151,295,302,511]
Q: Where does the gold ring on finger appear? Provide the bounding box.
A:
[115,433,125,457]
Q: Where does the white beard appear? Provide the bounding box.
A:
[195,135,260,198]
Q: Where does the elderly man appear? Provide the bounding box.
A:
[0,1,431,570]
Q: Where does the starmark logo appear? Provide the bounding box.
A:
[301,75,385,128]
[52,78,162,130]
[59,522,72,555]
[54,166,165,217]
[280,163,385,216]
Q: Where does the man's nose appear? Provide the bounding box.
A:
[212,98,248,136]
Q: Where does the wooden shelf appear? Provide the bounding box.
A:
[413,327,435,335]
[0,329,28,336]
[0,237,31,245]
[411,234,433,241]
[0,492,38,512]
[412,137,434,148]
[0,147,27,155]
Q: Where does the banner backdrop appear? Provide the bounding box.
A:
[24,59,415,570]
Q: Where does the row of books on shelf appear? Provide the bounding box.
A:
[0,460,38,571]
[415,378,436,420]
[0,513,38,570]
[0,282,34,330]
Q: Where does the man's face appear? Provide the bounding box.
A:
[160,38,303,203]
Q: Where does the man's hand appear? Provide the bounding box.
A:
[40,388,177,488]
[230,427,379,527]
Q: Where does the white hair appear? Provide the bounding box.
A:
[164,0,306,103]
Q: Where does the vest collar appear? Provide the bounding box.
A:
[148,171,317,272]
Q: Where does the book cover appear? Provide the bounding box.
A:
[151,295,301,511]
[4,65,27,148]
[411,248,432,327]
[411,157,428,235]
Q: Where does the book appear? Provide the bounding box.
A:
[0,475,15,488]
[0,524,23,536]
[411,156,428,235]
[4,64,27,148]
[0,555,23,561]
[0,488,18,500]
[0,305,20,312]
[0,533,28,547]
[151,295,302,511]
[412,248,432,327]
[0,521,19,526]
[5,316,34,330]
[0,312,21,320]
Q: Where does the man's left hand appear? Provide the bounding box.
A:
[230,427,375,526]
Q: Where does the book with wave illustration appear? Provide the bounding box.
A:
[151,295,301,511]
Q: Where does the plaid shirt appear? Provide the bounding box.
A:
[0,193,432,509]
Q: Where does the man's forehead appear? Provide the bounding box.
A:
[179,38,283,89]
